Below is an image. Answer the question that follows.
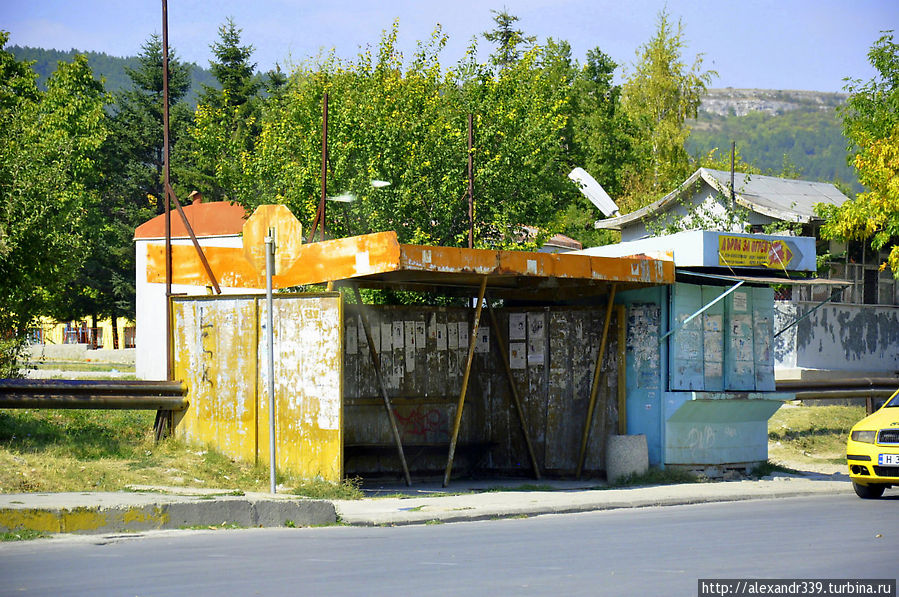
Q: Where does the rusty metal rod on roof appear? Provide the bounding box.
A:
[167,184,221,294]
[486,298,540,480]
[161,0,172,385]
[308,92,329,243]
[577,284,616,479]
[444,276,488,487]
[353,286,412,486]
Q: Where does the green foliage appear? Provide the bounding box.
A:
[183,19,263,202]
[0,33,109,370]
[619,9,715,212]
[483,10,536,69]
[209,21,571,249]
[821,31,899,276]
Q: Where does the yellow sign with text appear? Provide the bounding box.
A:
[718,235,794,269]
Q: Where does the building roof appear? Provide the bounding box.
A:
[145,231,674,300]
[594,168,850,231]
[134,200,247,240]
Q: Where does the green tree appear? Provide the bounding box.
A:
[619,9,715,212]
[555,45,638,246]
[201,18,260,111]
[182,18,262,201]
[0,33,109,372]
[46,35,193,345]
[217,21,569,249]
[819,31,899,276]
[114,34,193,212]
[483,10,536,70]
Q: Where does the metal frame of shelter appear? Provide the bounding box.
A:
[156,230,675,485]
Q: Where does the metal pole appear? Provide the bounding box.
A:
[308,93,329,243]
[161,0,172,381]
[352,287,412,486]
[730,141,736,214]
[577,285,616,478]
[443,276,488,487]
[486,299,540,480]
[265,234,277,494]
[321,92,328,241]
[468,113,474,249]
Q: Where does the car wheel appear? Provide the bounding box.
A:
[853,482,885,499]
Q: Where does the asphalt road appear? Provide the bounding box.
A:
[1,494,895,597]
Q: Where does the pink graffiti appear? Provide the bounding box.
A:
[394,407,447,438]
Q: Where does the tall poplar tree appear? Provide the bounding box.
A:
[619,10,715,212]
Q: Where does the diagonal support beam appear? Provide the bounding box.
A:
[577,284,616,479]
[166,184,221,294]
[353,286,412,487]
[443,276,488,487]
[486,298,541,480]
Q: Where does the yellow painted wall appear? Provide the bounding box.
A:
[33,316,135,349]
[172,293,343,482]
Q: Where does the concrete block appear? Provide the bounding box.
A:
[605,434,649,484]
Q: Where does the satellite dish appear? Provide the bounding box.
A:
[568,167,620,217]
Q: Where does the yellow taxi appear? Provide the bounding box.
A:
[846,389,899,498]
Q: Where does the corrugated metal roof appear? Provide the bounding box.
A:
[702,168,848,221]
[595,168,851,230]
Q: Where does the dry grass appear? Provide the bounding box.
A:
[767,403,865,467]
[0,409,358,497]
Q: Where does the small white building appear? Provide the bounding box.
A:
[134,199,259,380]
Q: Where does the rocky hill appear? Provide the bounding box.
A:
[689,88,858,192]
[698,88,847,118]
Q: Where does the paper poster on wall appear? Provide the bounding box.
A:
[393,321,404,349]
[415,321,426,350]
[475,327,490,353]
[527,312,545,339]
[509,313,527,340]
[527,337,545,365]
[436,322,447,350]
[404,321,416,349]
[404,321,416,372]
[509,342,526,369]
[447,322,458,349]
[380,321,391,352]
[458,321,469,348]
[356,315,368,351]
[346,321,358,354]
[732,291,748,312]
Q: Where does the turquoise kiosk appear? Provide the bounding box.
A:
[576,231,817,471]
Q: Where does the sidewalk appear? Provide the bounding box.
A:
[0,470,853,536]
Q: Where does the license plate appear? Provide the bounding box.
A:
[879,453,899,466]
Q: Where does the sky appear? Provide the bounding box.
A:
[2,0,897,92]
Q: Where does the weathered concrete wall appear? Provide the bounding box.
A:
[343,304,621,477]
[172,293,343,482]
[774,302,899,374]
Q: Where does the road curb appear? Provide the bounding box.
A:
[0,496,337,535]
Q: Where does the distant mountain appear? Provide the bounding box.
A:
[8,45,218,106]
[688,88,860,193]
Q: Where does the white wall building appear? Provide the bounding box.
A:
[134,199,262,380]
